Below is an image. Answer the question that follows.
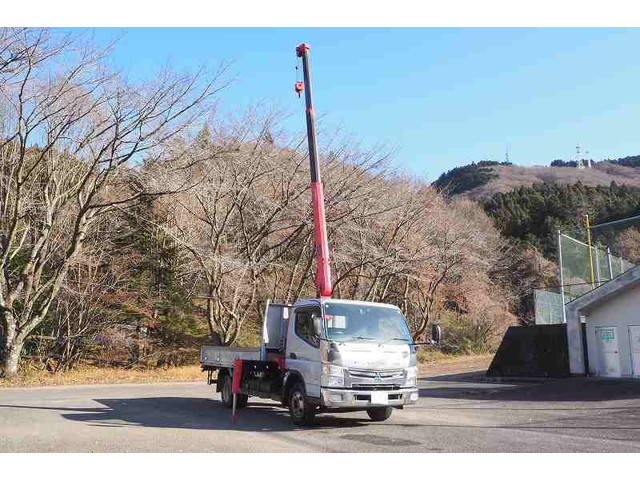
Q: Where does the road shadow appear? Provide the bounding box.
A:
[419,376,640,402]
[0,397,372,432]
[419,370,492,383]
[420,370,555,383]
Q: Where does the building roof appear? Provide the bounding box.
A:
[566,265,640,314]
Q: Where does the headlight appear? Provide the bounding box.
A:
[404,366,418,387]
[321,363,345,387]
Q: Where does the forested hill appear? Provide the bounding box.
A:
[433,160,640,200]
[433,159,640,260]
[484,182,640,258]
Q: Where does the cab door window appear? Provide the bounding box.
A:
[294,309,320,347]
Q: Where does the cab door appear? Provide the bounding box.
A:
[286,306,322,397]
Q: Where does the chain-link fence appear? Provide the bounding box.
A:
[559,233,634,298]
[533,288,564,325]
[534,232,635,325]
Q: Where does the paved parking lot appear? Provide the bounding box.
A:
[1,373,640,452]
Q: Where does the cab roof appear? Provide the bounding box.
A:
[293,298,400,310]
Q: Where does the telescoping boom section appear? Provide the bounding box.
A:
[296,43,332,298]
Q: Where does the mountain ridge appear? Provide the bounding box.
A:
[434,160,640,200]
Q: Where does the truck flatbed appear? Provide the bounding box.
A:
[200,346,260,369]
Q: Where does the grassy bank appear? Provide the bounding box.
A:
[0,352,495,388]
[0,364,204,388]
[418,352,494,378]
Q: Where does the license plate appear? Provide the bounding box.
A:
[371,391,388,405]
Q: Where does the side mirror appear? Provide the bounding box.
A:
[312,315,323,337]
[431,323,442,346]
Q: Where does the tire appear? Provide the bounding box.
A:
[220,374,233,408]
[366,407,393,422]
[219,374,248,409]
[288,382,316,426]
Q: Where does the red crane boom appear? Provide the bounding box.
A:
[296,43,332,298]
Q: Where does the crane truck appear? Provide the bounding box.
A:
[200,43,437,426]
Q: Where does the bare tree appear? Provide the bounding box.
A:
[617,227,640,264]
[30,238,126,371]
[153,115,517,348]
[0,28,224,377]
[159,113,312,344]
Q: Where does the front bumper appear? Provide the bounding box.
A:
[320,387,419,408]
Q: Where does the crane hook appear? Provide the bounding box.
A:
[294,81,304,98]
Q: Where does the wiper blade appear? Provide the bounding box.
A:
[351,336,375,340]
[389,337,411,342]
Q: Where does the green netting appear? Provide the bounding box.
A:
[533,289,564,325]
[559,234,593,299]
[610,256,635,278]
[593,249,609,284]
[534,233,636,325]
[559,233,635,300]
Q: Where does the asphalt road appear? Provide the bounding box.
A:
[1,373,640,452]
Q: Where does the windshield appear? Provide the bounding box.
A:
[322,302,412,343]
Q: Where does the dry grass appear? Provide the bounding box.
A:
[0,364,205,388]
[418,352,494,377]
[0,353,494,388]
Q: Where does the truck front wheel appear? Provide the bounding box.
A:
[288,382,316,426]
[366,407,393,421]
[220,374,248,409]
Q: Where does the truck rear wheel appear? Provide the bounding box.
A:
[220,373,248,409]
[366,407,393,421]
[288,382,316,426]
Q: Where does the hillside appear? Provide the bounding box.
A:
[433,159,640,263]
[435,162,640,200]
[484,182,640,258]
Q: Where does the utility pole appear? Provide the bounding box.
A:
[584,214,596,286]
[295,43,332,298]
[557,230,567,323]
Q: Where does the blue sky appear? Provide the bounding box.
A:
[84,27,640,181]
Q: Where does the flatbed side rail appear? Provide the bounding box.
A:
[200,346,260,369]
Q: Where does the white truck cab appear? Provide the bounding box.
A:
[201,297,420,425]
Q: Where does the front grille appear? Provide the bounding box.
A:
[348,368,404,379]
[350,384,401,391]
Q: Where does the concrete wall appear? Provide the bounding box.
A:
[586,284,640,377]
[486,325,570,377]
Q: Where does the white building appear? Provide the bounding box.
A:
[566,266,640,377]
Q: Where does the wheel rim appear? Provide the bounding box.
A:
[290,391,304,418]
